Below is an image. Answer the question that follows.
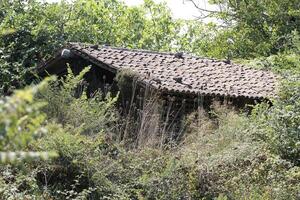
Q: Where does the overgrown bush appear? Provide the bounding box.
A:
[36,67,118,136]
[1,97,300,199]
[250,72,300,166]
[0,77,57,163]
[180,104,300,200]
[1,68,300,199]
[0,78,58,198]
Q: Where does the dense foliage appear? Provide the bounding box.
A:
[0,0,300,199]
[251,72,300,166]
[0,77,57,163]
[0,0,207,95]
[0,67,299,199]
[1,0,300,93]
[1,77,299,199]
[188,0,300,58]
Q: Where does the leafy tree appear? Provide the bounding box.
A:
[0,0,192,95]
[0,0,67,94]
[188,0,300,58]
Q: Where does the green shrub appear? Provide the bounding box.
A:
[1,96,299,199]
[1,68,300,200]
[250,72,300,166]
[180,104,300,200]
[30,123,193,199]
[36,67,118,136]
[0,77,57,163]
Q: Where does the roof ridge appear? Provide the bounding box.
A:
[68,42,217,61]
[67,42,275,73]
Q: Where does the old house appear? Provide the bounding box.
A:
[39,43,278,135]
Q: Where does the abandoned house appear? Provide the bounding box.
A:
[38,42,278,134]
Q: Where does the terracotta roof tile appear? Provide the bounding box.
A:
[65,42,278,99]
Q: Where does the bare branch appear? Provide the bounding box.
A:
[192,12,215,20]
[185,0,220,14]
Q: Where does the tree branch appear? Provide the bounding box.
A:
[185,0,220,14]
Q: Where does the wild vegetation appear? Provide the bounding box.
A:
[0,0,300,199]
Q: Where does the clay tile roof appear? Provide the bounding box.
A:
[65,42,278,99]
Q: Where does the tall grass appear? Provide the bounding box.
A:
[1,67,298,199]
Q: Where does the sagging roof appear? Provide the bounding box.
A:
[41,42,278,99]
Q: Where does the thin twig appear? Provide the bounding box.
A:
[186,0,220,13]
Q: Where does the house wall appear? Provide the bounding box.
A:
[157,92,259,139]
[40,56,117,97]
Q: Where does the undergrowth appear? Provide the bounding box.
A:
[0,68,299,200]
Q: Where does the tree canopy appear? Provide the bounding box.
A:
[187,0,300,58]
[0,0,207,94]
